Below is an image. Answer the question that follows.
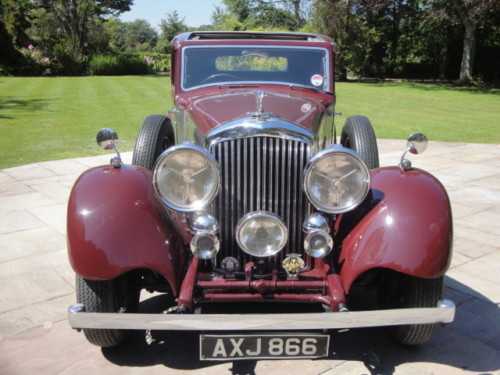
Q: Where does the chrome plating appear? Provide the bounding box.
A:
[303,145,371,214]
[190,213,219,234]
[235,211,288,257]
[204,116,315,150]
[96,128,122,168]
[399,133,428,171]
[190,233,220,259]
[304,231,333,258]
[303,213,331,233]
[153,142,221,212]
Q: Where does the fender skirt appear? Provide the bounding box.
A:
[67,165,184,294]
[338,166,453,293]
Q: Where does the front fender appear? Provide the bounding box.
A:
[67,165,185,294]
[339,166,453,292]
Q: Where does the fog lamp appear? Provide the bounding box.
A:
[190,233,220,259]
[304,231,333,258]
[236,212,288,257]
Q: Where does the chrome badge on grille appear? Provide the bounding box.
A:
[221,257,240,275]
[282,254,306,277]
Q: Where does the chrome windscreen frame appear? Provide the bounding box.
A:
[180,45,331,92]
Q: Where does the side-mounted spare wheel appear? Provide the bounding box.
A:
[76,275,140,347]
[341,115,379,170]
[378,272,444,345]
[132,114,175,170]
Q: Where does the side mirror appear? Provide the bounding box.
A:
[400,133,428,171]
[96,128,122,168]
[96,128,119,150]
[407,133,428,155]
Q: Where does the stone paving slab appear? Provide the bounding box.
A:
[0,141,499,375]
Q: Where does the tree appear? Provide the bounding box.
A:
[0,1,25,71]
[28,0,133,73]
[211,6,244,30]
[157,10,188,52]
[1,0,32,48]
[448,0,500,83]
[124,19,158,51]
[217,0,309,30]
[311,0,379,79]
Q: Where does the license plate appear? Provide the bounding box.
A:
[200,333,330,360]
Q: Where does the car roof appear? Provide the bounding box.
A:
[171,31,336,50]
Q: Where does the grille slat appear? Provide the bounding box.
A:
[211,136,311,267]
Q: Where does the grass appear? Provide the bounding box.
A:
[0,76,172,169]
[1,77,499,169]
[336,81,500,144]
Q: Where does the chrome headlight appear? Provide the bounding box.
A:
[153,143,220,212]
[304,147,370,214]
[236,212,288,257]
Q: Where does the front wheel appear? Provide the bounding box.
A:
[378,272,444,345]
[340,115,379,169]
[132,114,174,170]
[76,275,140,347]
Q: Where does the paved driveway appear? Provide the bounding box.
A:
[0,140,499,375]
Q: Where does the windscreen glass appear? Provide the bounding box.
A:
[182,47,328,90]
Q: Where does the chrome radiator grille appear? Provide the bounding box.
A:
[210,136,312,265]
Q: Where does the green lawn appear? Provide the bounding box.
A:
[0,76,172,169]
[336,82,500,144]
[1,76,499,169]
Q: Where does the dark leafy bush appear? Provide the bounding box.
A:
[117,52,171,73]
[88,55,153,75]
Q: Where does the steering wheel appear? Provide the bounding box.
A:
[201,73,240,84]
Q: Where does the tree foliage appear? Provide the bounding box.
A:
[217,0,309,30]
[10,0,133,74]
[1,0,499,82]
[311,0,500,83]
[157,10,188,53]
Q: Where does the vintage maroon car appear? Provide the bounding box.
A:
[67,31,454,360]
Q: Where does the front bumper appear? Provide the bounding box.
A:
[68,299,455,331]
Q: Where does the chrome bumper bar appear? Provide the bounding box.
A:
[68,299,455,331]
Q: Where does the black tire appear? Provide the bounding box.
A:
[378,272,444,345]
[76,275,140,347]
[340,115,379,169]
[132,114,174,170]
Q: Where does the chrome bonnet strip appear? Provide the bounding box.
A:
[204,116,316,149]
[68,299,455,331]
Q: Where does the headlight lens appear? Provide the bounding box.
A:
[304,147,370,214]
[236,212,288,257]
[153,144,220,211]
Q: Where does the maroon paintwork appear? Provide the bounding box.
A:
[67,32,453,316]
[180,88,334,136]
[339,167,453,292]
[67,165,185,294]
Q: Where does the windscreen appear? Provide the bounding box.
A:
[182,47,328,91]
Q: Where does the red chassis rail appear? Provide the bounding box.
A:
[177,257,347,313]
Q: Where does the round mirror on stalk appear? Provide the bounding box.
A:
[407,133,428,155]
[96,128,122,167]
[96,128,119,150]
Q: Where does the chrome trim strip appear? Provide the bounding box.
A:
[68,299,455,331]
[204,116,315,150]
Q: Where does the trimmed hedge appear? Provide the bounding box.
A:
[87,53,170,76]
